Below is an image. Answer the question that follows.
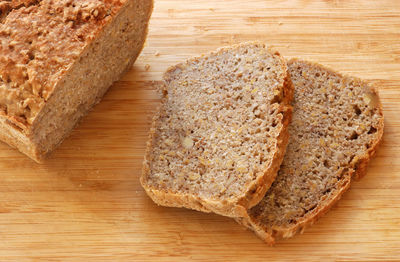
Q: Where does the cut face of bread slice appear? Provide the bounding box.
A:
[141,42,293,217]
[237,58,384,244]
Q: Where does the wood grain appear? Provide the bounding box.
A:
[0,0,399,260]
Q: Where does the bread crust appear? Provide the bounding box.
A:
[237,58,384,244]
[0,0,153,162]
[141,42,294,217]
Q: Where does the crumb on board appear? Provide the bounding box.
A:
[145,64,151,71]
[154,51,160,56]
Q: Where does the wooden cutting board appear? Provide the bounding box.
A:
[1,0,399,260]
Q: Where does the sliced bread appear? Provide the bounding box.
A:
[141,42,293,217]
[237,58,384,244]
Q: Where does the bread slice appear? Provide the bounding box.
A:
[237,58,384,244]
[0,0,153,162]
[141,42,293,217]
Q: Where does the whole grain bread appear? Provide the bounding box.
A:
[237,58,384,244]
[141,42,293,217]
[0,0,153,162]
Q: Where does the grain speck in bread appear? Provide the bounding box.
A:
[141,42,293,217]
[237,59,384,244]
[0,0,153,162]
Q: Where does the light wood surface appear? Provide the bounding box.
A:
[1,0,400,260]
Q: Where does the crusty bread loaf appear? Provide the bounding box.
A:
[0,0,153,162]
[237,58,384,244]
[141,42,293,217]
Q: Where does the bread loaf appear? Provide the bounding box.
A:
[237,58,384,244]
[141,42,293,217]
[0,0,153,162]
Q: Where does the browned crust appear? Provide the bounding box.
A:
[0,0,153,162]
[140,42,294,218]
[237,58,385,244]
[238,69,293,210]
[0,115,39,160]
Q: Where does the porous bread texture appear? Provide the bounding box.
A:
[141,42,293,218]
[0,0,153,162]
[237,58,384,244]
